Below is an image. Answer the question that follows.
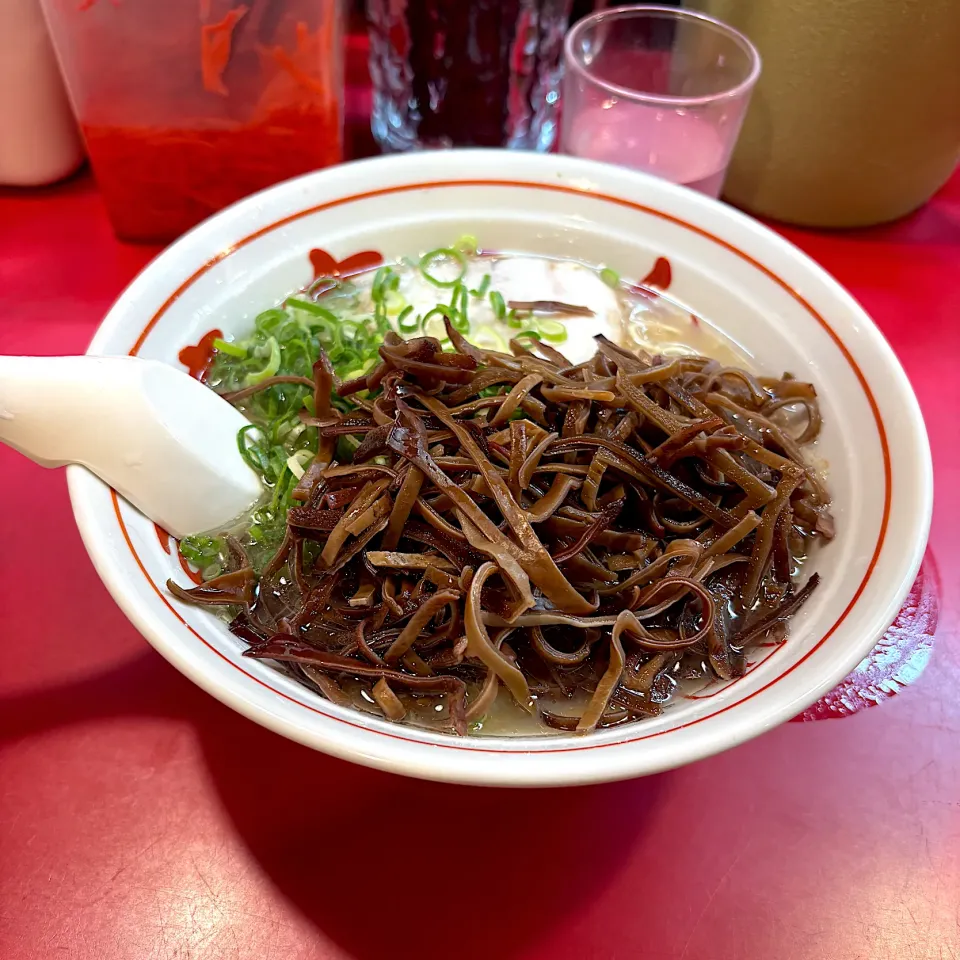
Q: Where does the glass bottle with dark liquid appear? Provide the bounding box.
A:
[367,0,572,150]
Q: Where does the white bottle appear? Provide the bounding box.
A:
[0,0,83,186]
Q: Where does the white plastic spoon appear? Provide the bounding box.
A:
[0,355,263,538]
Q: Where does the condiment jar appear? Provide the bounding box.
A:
[40,0,345,242]
[701,0,960,227]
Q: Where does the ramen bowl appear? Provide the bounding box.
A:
[69,150,932,786]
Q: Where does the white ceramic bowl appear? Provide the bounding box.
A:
[69,150,932,786]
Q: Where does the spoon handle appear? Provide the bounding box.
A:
[0,355,262,538]
[0,355,139,467]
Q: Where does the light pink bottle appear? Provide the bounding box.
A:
[0,0,83,186]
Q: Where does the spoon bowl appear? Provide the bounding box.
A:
[0,355,262,538]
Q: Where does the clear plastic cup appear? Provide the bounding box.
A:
[561,4,760,197]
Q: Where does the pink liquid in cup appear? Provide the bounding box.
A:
[563,103,730,196]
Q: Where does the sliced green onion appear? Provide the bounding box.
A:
[179,534,223,568]
[306,276,343,298]
[306,318,337,347]
[286,422,307,444]
[470,273,492,298]
[536,319,569,343]
[371,266,388,301]
[334,435,359,462]
[288,299,339,323]
[600,267,620,288]
[489,290,506,320]
[344,355,378,380]
[470,328,510,353]
[422,310,451,340]
[506,309,523,329]
[335,348,362,370]
[397,305,420,334]
[269,469,291,510]
[515,330,542,343]
[371,266,394,303]
[271,416,295,444]
[284,336,315,371]
[384,290,407,316]
[285,449,314,480]
[454,234,478,255]
[421,304,459,338]
[236,424,263,471]
[420,247,467,288]
[212,337,247,358]
[244,336,281,385]
[340,319,368,343]
[254,308,288,333]
[448,284,470,333]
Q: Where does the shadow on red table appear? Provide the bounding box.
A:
[0,557,940,958]
[0,647,661,958]
[204,734,659,959]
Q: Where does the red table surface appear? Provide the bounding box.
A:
[2,113,960,959]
